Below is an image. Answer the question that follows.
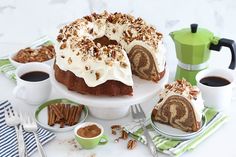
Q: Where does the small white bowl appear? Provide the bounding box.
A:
[9,51,55,67]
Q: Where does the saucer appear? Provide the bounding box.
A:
[34,98,88,132]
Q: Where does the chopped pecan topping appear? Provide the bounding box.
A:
[81,55,88,61]
[120,62,128,68]
[68,57,72,64]
[57,34,64,42]
[189,90,199,97]
[73,30,78,36]
[107,15,113,23]
[89,28,94,34]
[111,51,116,59]
[165,84,172,89]
[163,79,200,100]
[62,39,67,42]
[105,60,113,66]
[95,72,100,80]
[66,33,71,38]
[83,15,93,22]
[117,55,123,62]
[60,43,67,49]
[98,56,102,60]
[93,46,99,53]
[57,11,163,65]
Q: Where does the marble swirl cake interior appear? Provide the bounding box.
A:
[128,45,161,82]
[152,95,200,132]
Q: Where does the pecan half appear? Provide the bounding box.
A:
[121,130,128,140]
[127,140,137,150]
[111,125,122,130]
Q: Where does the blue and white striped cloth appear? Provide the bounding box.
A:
[0,100,56,157]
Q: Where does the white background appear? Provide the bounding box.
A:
[0,0,236,157]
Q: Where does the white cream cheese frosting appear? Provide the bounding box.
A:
[55,11,165,87]
[155,79,204,122]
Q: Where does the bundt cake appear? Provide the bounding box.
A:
[54,11,166,96]
[152,79,204,132]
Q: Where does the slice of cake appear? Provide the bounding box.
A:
[152,79,204,132]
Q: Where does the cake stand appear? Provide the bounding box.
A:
[50,68,169,119]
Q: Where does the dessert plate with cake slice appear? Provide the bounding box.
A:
[34,98,88,132]
[151,79,206,140]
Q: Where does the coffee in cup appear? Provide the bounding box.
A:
[196,68,236,111]
[13,62,51,105]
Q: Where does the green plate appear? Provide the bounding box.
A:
[35,98,88,132]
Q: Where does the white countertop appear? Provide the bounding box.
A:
[1,0,236,157]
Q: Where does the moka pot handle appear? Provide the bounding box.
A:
[210,38,236,69]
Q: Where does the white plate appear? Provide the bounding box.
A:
[151,115,207,140]
[34,98,88,132]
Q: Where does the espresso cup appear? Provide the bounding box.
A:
[13,62,51,105]
[196,68,236,111]
[74,122,108,149]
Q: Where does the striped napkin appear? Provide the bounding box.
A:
[124,108,228,157]
[0,36,53,81]
[0,100,55,157]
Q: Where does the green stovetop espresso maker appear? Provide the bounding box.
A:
[170,24,236,85]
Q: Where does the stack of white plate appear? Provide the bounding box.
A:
[150,115,207,140]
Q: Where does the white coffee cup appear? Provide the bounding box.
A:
[13,62,51,105]
[196,68,236,111]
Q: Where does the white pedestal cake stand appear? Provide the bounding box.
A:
[50,68,169,119]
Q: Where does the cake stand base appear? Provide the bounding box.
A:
[88,106,130,120]
[51,68,169,120]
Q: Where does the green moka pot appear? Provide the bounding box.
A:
[170,24,236,85]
